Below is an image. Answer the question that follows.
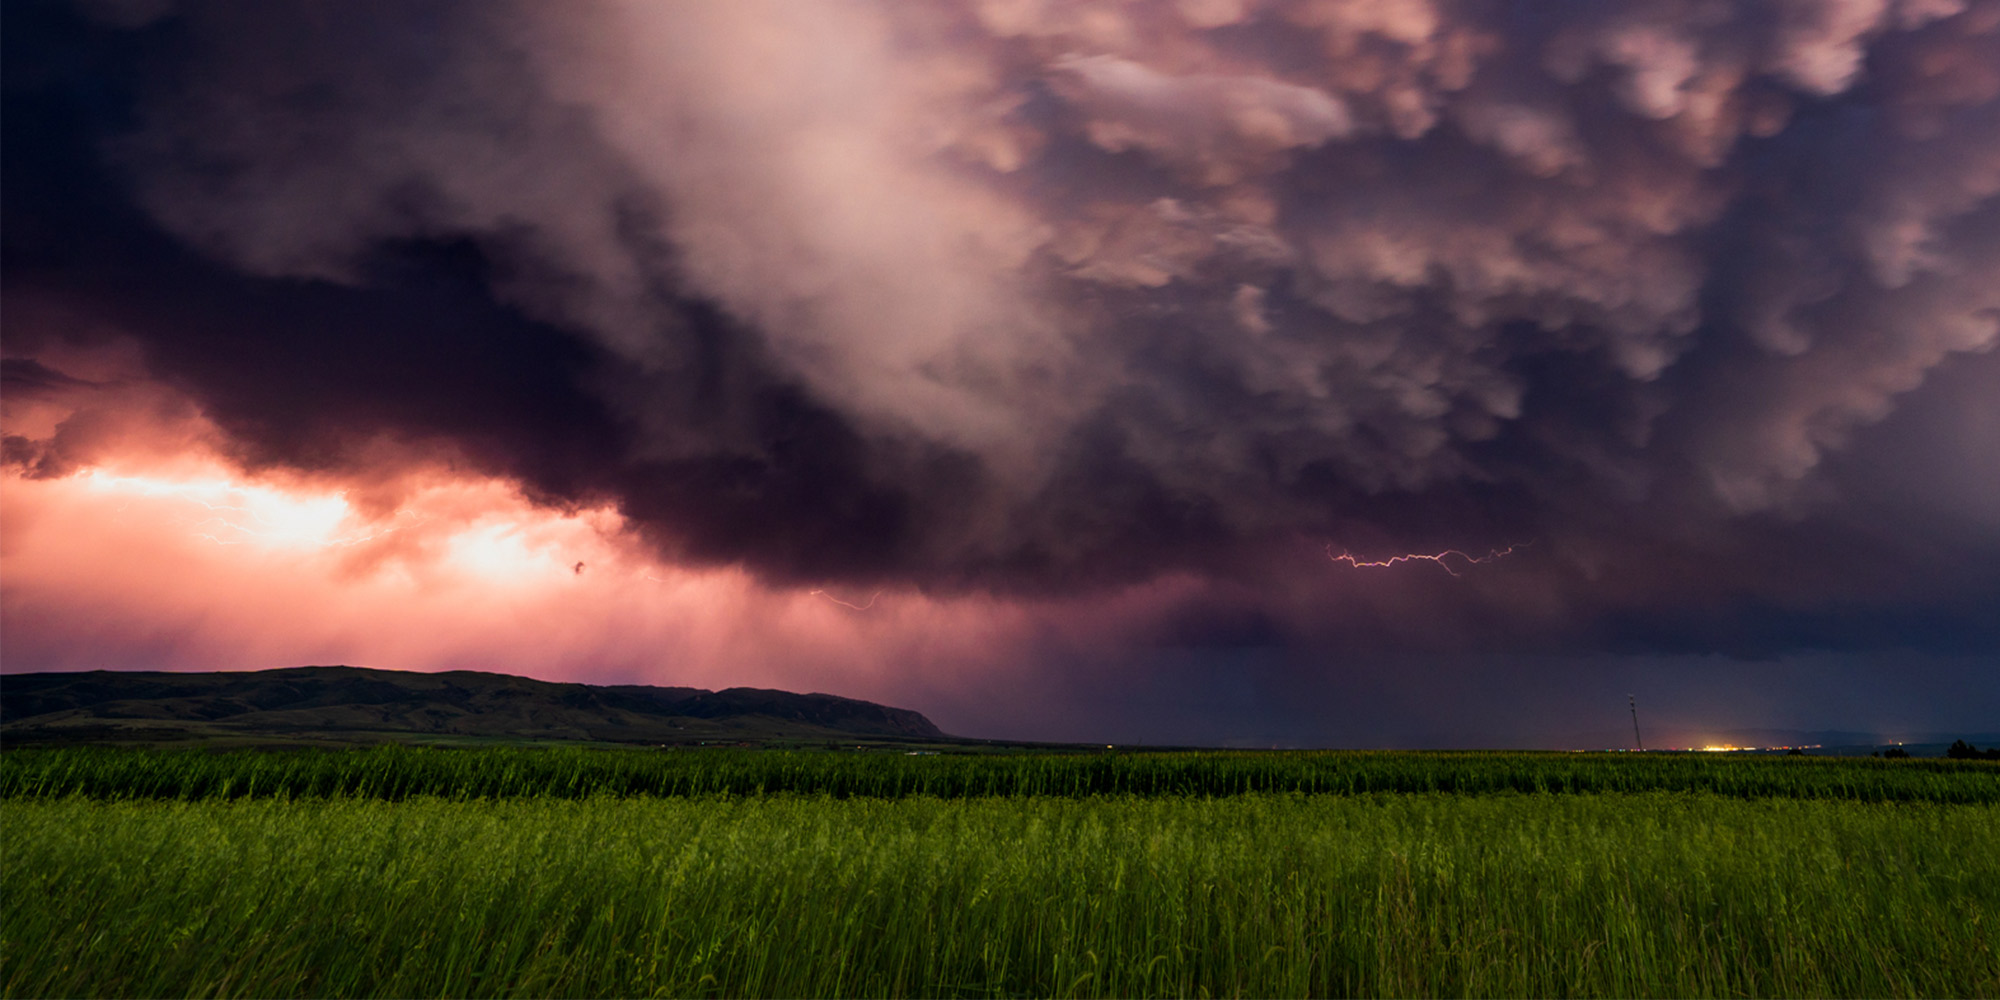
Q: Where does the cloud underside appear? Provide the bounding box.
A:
[5,0,1999,658]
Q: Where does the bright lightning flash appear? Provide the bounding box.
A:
[67,466,625,585]
[1325,542,1523,577]
[81,470,413,549]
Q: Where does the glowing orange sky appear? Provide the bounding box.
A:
[2,448,1005,694]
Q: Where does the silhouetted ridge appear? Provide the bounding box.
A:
[1,666,947,743]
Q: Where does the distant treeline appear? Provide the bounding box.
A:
[4,745,1995,804]
[1872,740,2000,760]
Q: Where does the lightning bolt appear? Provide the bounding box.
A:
[809,588,882,611]
[1325,542,1524,577]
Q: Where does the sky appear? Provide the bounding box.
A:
[3,0,1997,748]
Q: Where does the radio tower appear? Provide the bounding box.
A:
[1629,695,1644,752]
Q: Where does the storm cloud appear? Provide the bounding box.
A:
[6,0,1999,674]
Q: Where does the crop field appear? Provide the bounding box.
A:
[4,748,1997,998]
[9,744,1999,802]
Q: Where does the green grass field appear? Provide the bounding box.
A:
[4,748,1997,998]
[8,744,1998,802]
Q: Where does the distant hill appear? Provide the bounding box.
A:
[0,666,950,747]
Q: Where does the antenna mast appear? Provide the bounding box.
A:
[1629,694,1643,751]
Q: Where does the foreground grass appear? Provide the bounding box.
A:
[6,792,1996,998]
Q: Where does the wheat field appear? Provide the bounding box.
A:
[4,747,1996,998]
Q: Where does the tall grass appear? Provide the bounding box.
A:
[6,792,1996,998]
[5,745,1995,803]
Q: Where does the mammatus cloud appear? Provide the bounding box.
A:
[5,0,1998,667]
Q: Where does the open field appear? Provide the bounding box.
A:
[7,744,1999,802]
[4,748,1997,998]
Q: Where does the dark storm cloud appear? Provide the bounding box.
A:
[5,0,1998,658]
